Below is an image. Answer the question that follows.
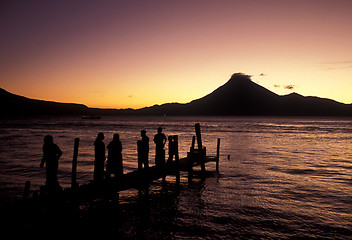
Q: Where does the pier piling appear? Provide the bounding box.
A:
[216,138,220,172]
[195,123,205,173]
[23,181,31,200]
[174,135,180,185]
[71,138,79,189]
[195,123,202,150]
[188,135,195,181]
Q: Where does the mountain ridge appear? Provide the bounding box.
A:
[1,73,351,117]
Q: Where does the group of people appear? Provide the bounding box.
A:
[94,132,123,181]
[40,127,170,191]
[93,127,168,181]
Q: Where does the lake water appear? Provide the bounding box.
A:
[0,116,352,238]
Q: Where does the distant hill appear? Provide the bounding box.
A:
[1,73,352,117]
[0,88,89,116]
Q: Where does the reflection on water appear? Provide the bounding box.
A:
[0,116,352,238]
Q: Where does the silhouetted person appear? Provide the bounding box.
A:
[40,135,62,192]
[106,133,123,178]
[153,127,167,168]
[94,132,105,182]
[138,130,149,172]
[167,136,177,164]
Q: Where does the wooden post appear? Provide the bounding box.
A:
[71,138,79,189]
[188,135,195,181]
[195,123,205,173]
[137,140,142,172]
[195,123,202,150]
[187,152,192,182]
[174,135,180,185]
[216,138,220,172]
[167,136,172,163]
[191,135,195,153]
[23,181,31,200]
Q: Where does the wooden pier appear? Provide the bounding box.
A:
[27,123,221,203]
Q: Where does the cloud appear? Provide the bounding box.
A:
[273,84,295,90]
[317,60,352,70]
[284,85,295,90]
[231,73,254,80]
[232,72,253,78]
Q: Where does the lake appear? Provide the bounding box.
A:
[0,116,351,238]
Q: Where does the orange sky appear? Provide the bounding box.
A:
[1,0,351,109]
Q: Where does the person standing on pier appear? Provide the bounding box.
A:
[106,133,123,178]
[153,127,167,168]
[40,135,62,192]
[94,132,105,182]
[167,135,177,164]
[138,130,149,171]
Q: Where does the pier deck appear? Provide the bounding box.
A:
[66,154,219,201]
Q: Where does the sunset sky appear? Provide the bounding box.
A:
[1,0,351,109]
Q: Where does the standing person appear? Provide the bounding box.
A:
[106,133,123,178]
[94,132,105,182]
[167,135,177,164]
[138,130,149,171]
[40,135,62,192]
[153,127,167,168]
